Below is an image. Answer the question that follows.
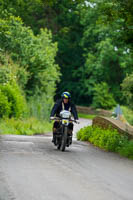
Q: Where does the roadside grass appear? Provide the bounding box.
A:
[77,125,133,160]
[78,113,96,119]
[0,117,52,135]
[121,106,133,126]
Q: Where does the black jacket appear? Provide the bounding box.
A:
[50,99,78,120]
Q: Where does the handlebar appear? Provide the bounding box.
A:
[50,117,80,124]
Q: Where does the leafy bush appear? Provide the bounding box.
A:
[0,83,27,118]
[121,106,133,125]
[118,141,133,159]
[121,73,133,109]
[77,125,133,159]
[92,82,116,109]
[77,126,122,151]
[0,52,29,90]
[0,90,11,117]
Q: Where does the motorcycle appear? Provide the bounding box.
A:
[51,110,79,152]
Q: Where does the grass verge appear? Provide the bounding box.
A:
[78,113,96,119]
[77,125,133,160]
[0,117,52,135]
[121,106,133,126]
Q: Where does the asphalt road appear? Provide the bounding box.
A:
[0,119,133,200]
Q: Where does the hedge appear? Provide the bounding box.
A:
[77,126,133,159]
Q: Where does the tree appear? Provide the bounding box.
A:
[0,0,132,108]
[0,52,27,118]
[121,74,133,109]
[92,82,116,109]
[76,2,132,104]
[0,15,60,97]
[0,15,60,118]
[96,0,133,45]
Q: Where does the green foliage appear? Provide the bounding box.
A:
[97,0,133,45]
[0,0,133,110]
[121,106,133,126]
[77,126,122,151]
[0,0,84,34]
[118,141,133,159]
[0,16,60,98]
[0,117,52,135]
[0,52,29,89]
[27,94,53,120]
[121,74,133,109]
[53,1,132,105]
[0,15,60,121]
[78,5,132,104]
[0,83,27,118]
[77,126,133,158]
[77,125,133,159]
[0,89,11,117]
[0,52,27,118]
[92,82,116,109]
[0,1,132,108]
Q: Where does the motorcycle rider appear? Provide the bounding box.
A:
[50,91,79,143]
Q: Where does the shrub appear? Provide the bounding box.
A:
[92,82,116,109]
[118,141,133,159]
[0,52,29,89]
[0,89,11,117]
[77,125,133,159]
[0,83,27,118]
[121,73,133,109]
[121,106,133,125]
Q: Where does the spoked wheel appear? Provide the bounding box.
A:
[60,126,67,152]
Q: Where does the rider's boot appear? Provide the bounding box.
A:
[68,129,73,136]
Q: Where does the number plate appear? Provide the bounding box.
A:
[62,120,69,125]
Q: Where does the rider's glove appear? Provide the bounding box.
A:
[50,116,54,120]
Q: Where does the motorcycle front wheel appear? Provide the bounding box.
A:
[57,143,61,150]
[60,126,67,152]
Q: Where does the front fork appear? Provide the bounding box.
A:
[56,124,72,146]
[63,125,72,146]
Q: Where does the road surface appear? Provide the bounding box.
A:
[0,118,133,200]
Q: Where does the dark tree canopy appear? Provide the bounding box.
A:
[0,0,132,108]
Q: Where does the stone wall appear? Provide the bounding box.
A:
[93,116,133,139]
[76,106,112,117]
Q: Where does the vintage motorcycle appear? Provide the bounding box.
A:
[52,110,79,151]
